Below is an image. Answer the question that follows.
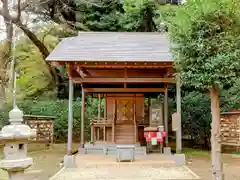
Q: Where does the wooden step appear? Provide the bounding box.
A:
[115,124,135,144]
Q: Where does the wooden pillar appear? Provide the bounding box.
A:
[67,78,73,155]
[148,97,152,125]
[91,126,94,142]
[164,86,169,146]
[104,95,107,141]
[112,99,115,142]
[97,128,100,140]
[81,85,85,148]
[98,94,101,120]
[134,97,137,143]
[103,125,106,141]
[104,94,107,120]
[176,76,182,153]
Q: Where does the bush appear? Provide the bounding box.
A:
[0,96,100,142]
[181,92,211,149]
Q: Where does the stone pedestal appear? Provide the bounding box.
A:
[64,155,76,168]
[164,147,172,155]
[8,171,27,180]
[173,154,186,165]
[0,107,36,180]
[116,145,135,162]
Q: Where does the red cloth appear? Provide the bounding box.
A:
[162,131,166,137]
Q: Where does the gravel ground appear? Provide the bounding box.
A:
[50,166,199,180]
[50,154,200,180]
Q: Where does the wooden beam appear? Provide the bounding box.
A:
[73,77,176,83]
[73,61,173,69]
[50,61,64,67]
[76,67,88,78]
[84,88,165,93]
[66,63,73,78]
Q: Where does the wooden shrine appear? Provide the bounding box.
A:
[220,110,240,151]
[46,32,182,155]
[23,115,55,145]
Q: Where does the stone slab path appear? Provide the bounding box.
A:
[50,155,200,180]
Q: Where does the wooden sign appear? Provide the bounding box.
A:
[151,104,163,124]
[172,112,178,131]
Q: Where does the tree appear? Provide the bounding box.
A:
[181,91,211,150]
[0,0,61,85]
[119,0,157,32]
[168,0,240,179]
[15,24,77,98]
[0,20,13,107]
[0,0,14,106]
[76,0,124,31]
[23,0,89,31]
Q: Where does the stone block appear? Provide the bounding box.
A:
[64,155,76,168]
[116,145,135,162]
[103,147,107,155]
[164,147,172,155]
[173,154,186,165]
[79,148,86,154]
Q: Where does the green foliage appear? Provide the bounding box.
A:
[0,96,100,142]
[76,0,124,31]
[119,0,157,31]
[221,78,240,111]
[181,91,211,149]
[155,4,178,30]
[168,0,240,89]
[15,24,77,98]
[16,38,54,97]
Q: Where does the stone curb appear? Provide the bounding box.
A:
[48,167,65,180]
[184,166,202,180]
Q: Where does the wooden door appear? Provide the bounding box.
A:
[115,97,135,144]
[116,97,134,124]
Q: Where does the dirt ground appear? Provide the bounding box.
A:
[187,154,240,180]
[0,143,79,180]
[0,144,239,180]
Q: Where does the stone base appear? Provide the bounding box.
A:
[164,147,172,155]
[173,154,186,165]
[8,171,25,180]
[79,148,86,154]
[0,157,33,171]
[64,155,76,168]
[103,147,107,155]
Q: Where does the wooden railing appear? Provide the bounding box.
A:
[90,118,112,126]
[136,116,149,125]
[90,117,148,126]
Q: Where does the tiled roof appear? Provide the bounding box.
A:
[46,32,172,62]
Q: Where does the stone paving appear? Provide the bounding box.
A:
[50,155,200,180]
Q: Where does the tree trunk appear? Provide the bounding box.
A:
[16,22,49,58]
[210,85,224,180]
[0,20,13,107]
[15,22,59,85]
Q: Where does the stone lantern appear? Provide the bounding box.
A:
[0,106,36,180]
